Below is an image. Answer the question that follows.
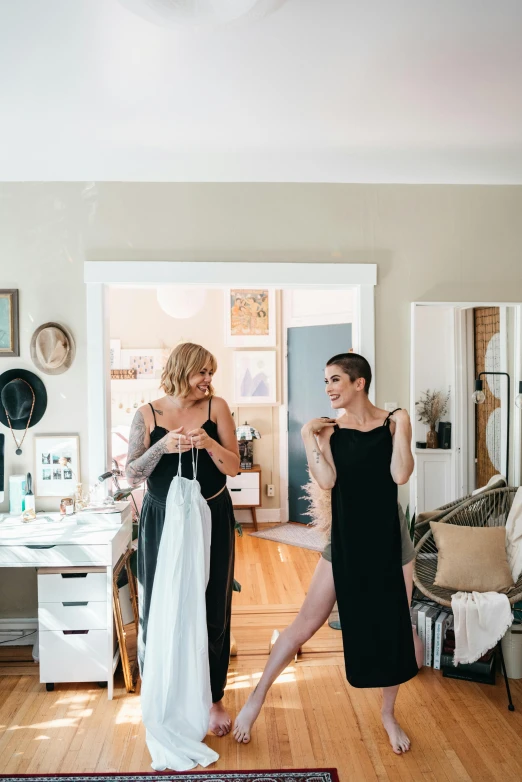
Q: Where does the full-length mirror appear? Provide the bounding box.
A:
[410,302,522,516]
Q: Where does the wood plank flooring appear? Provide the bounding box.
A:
[1,525,522,781]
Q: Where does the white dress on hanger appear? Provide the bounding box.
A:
[141,447,219,771]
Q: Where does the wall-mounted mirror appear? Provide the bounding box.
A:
[410,302,522,517]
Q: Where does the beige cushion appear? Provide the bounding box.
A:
[430,521,515,593]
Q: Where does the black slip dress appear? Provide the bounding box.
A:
[330,410,418,689]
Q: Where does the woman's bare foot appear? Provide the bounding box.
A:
[381,711,411,755]
[413,627,424,668]
[209,700,232,737]
[233,691,263,743]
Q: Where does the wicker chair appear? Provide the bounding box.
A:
[413,486,522,710]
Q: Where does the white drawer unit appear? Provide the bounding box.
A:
[37,566,111,689]
[39,629,109,683]
[227,465,261,530]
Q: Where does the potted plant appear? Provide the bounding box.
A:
[415,389,450,448]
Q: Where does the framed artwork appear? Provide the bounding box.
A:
[120,348,166,379]
[34,435,80,497]
[110,339,121,369]
[225,289,276,347]
[0,289,19,358]
[233,350,277,405]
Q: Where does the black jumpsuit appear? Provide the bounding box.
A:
[330,412,418,688]
[137,398,236,703]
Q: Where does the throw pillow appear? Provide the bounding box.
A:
[430,521,515,593]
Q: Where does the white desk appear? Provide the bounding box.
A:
[0,503,132,700]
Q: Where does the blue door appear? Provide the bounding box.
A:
[287,323,352,523]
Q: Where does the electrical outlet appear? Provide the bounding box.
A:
[266,484,275,497]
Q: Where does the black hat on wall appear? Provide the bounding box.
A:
[0,369,47,429]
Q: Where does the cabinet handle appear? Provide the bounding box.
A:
[25,545,55,549]
[61,573,88,579]
[230,488,241,492]
[63,630,89,635]
[62,602,88,607]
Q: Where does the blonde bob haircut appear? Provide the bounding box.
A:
[160,343,217,398]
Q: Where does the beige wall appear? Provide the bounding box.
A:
[109,287,281,508]
[1,182,522,617]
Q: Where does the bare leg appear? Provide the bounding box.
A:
[381,685,411,754]
[403,560,423,669]
[233,557,336,743]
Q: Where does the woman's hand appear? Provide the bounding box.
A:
[389,409,410,428]
[301,417,337,438]
[187,427,215,450]
[164,427,193,453]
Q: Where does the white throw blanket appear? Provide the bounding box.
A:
[141,451,219,771]
[451,591,512,665]
[451,487,522,665]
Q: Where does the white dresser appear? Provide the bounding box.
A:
[227,465,261,530]
[0,503,132,699]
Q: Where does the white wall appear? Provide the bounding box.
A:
[1,182,522,617]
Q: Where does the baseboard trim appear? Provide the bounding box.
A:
[234,508,281,524]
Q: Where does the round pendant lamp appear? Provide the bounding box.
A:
[156,286,207,319]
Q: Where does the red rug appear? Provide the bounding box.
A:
[0,771,339,782]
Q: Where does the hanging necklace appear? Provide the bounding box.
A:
[4,379,35,455]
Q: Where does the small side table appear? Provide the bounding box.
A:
[227,464,262,531]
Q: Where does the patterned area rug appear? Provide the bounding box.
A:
[0,771,339,782]
[250,522,326,553]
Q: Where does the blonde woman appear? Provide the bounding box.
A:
[126,343,240,737]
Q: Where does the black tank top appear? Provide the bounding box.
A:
[145,397,227,501]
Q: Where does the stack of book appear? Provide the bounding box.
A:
[441,629,496,684]
[410,599,452,669]
[410,595,497,684]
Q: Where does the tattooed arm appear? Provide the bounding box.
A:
[301,418,337,490]
[125,407,191,488]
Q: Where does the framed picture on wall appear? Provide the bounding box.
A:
[233,350,277,405]
[120,348,166,379]
[0,289,20,358]
[34,435,80,497]
[225,289,276,347]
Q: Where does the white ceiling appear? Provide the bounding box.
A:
[1,0,522,183]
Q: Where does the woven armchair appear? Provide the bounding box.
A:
[414,487,522,608]
[413,486,521,711]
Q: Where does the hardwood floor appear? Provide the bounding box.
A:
[1,525,522,781]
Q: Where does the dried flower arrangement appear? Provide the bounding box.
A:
[300,470,332,540]
[415,389,450,427]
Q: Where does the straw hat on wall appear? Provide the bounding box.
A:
[30,322,76,375]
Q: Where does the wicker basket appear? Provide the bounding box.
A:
[413,487,522,608]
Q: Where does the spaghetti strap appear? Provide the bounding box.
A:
[148,402,157,428]
[208,396,212,420]
[384,408,402,427]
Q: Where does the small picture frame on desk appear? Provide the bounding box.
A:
[34,434,80,497]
